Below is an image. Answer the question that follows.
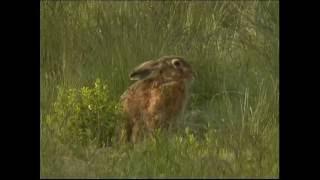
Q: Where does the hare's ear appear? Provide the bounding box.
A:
[129,60,159,81]
[129,69,152,80]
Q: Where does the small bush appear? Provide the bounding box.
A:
[47,79,122,147]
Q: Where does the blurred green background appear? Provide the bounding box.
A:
[40,0,279,178]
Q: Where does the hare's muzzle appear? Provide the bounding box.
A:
[182,71,194,84]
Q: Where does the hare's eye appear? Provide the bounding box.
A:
[172,60,181,67]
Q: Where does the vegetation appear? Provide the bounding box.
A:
[40,0,279,178]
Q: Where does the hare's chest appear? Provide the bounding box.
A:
[148,82,186,113]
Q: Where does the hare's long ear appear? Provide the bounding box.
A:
[129,60,160,81]
[130,69,152,80]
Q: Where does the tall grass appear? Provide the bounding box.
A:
[40,0,279,178]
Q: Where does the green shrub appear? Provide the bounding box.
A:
[47,79,122,147]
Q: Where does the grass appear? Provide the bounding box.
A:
[40,0,279,178]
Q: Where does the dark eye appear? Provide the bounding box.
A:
[173,60,181,67]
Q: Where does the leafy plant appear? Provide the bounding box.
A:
[47,79,122,147]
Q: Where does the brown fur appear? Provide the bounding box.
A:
[120,56,194,143]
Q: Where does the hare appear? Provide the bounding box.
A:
[120,56,194,143]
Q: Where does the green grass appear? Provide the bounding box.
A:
[40,0,279,178]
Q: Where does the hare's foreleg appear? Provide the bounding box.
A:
[125,120,133,143]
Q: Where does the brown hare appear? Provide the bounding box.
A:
[120,56,194,143]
